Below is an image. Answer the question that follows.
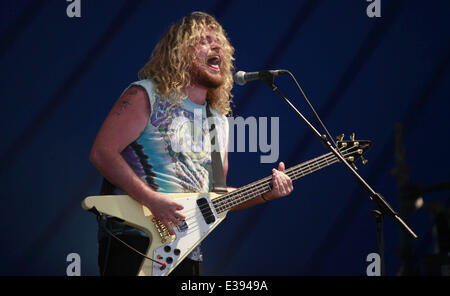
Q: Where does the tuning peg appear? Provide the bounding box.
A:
[336,134,344,142]
[352,163,358,170]
[361,156,368,165]
[350,132,355,141]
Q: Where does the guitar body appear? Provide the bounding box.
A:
[82,192,228,276]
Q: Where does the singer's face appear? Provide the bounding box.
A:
[190,29,224,89]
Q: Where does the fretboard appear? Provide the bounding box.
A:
[212,151,340,213]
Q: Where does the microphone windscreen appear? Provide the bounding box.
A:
[233,71,246,86]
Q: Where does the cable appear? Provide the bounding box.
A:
[92,207,167,269]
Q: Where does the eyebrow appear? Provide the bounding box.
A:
[201,34,222,43]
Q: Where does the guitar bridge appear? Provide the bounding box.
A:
[152,217,170,243]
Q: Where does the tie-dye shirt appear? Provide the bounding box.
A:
[122,79,228,193]
[104,79,229,261]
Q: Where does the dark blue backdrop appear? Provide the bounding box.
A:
[1,0,449,276]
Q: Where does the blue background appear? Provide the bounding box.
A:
[0,0,449,276]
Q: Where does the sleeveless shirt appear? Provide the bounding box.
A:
[99,79,229,261]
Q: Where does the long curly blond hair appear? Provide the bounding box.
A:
[138,12,235,115]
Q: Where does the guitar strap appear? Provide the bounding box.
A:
[100,178,116,195]
[206,104,228,194]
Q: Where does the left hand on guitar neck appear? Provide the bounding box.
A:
[263,162,294,201]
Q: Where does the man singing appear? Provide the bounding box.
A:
[89,11,293,276]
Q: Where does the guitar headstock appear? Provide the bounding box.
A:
[336,133,372,169]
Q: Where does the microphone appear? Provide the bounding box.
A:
[234,70,288,86]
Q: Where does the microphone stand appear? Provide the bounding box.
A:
[262,76,418,276]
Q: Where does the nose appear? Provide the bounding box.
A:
[209,36,221,50]
[211,41,222,55]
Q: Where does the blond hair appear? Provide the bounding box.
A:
[138,12,235,115]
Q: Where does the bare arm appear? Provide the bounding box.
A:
[89,86,184,234]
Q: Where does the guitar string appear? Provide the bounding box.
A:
[156,145,358,237]
[175,146,353,227]
[176,156,341,236]
[187,156,338,223]
[178,151,336,220]
[211,146,352,207]
[172,146,357,233]
[178,145,355,219]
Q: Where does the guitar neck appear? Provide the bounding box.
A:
[212,151,340,214]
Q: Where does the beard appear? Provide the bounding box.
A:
[191,60,224,89]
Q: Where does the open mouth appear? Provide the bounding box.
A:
[206,56,221,72]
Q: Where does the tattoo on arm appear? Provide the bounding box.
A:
[114,89,137,116]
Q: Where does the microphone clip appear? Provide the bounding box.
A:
[261,73,277,91]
